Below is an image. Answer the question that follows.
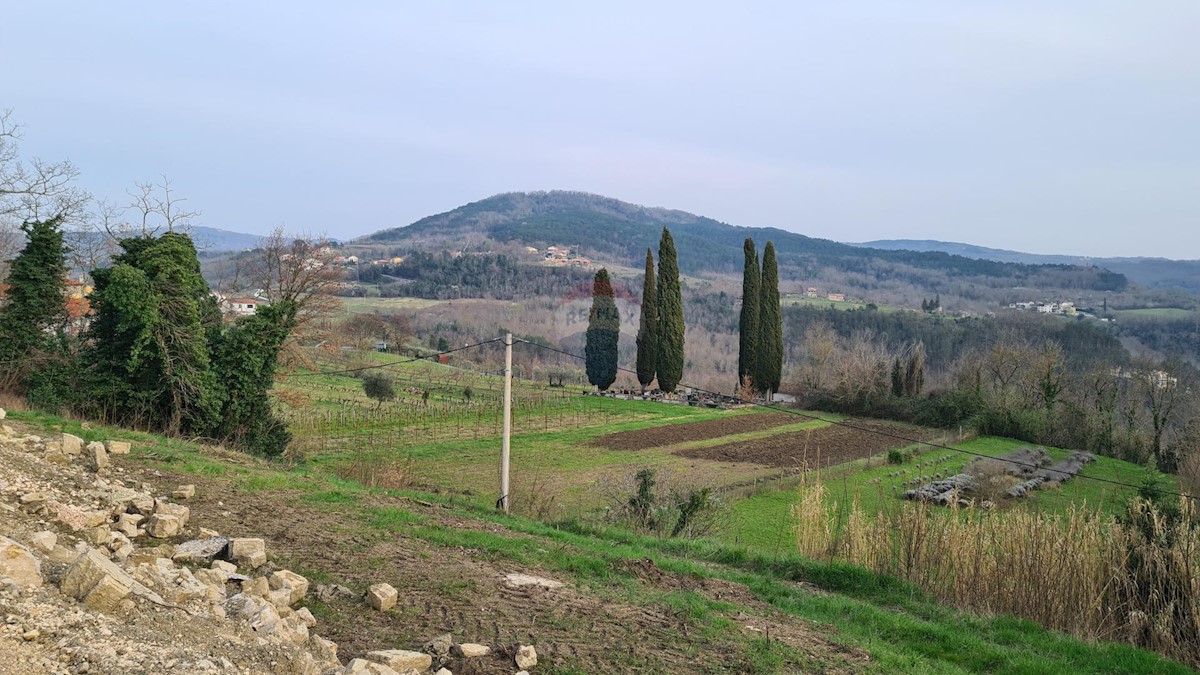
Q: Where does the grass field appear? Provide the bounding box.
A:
[338,296,446,313]
[1113,307,1196,319]
[722,435,1172,553]
[782,294,887,311]
[8,408,1190,674]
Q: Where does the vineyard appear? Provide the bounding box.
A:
[273,350,653,458]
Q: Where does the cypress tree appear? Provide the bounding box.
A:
[756,241,783,394]
[634,249,657,390]
[656,228,685,393]
[0,217,69,367]
[584,268,619,391]
[737,238,760,392]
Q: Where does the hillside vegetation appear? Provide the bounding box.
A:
[362,191,1128,292]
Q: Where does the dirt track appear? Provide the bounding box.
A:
[678,420,931,469]
[128,465,867,674]
[592,412,806,451]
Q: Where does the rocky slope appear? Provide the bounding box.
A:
[0,411,536,675]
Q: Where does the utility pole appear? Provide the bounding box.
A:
[499,332,513,513]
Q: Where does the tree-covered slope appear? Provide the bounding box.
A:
[363,191,1128,291]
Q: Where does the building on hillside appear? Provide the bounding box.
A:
[827,293,845,302]
[805,287,818,298]
[228,298,262,316]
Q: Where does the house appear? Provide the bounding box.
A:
[805,287,818,298]
[228,297,263,316]
[827,293,845,302]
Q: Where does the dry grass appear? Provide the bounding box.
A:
[333,456,413,490]
[795,481,1200,667]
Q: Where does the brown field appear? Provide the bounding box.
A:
[591,411,807,451]
[677,420,931,469]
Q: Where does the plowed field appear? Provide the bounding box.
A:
[592,412,807,451]
[677,420,931,469]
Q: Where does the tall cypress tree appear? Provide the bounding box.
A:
[0,217,69,366]
[756,241,783,394]
[584,268,619,391]
[634,249,657,390]
[656,228,685,393]
[737,238,760,392]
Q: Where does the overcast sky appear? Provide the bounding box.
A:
[4,2,1199,258]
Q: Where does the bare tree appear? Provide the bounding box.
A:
[239,225,343,367]
[0,110,89,270]
[101,176,198,239]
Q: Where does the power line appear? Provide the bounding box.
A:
[516,339,1197,502]
[286,337,505,378]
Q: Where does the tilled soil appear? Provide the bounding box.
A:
[678,420,933,469]
[130,466,869,674]
[592,412,807,451]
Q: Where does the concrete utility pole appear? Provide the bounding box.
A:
[499,333,513,513]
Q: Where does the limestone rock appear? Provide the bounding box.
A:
[504,572,564,589]
[311,635,339,664]
[340,658,401,675]
[153,498,190,528]
[172,537,230,564]
[366,582,397,611]
[424,633,453,657]
[172,484,195,499]
[60,548,134,612]
[0,536,43,588]
[29,531,57,554]
[227,537,267,568]
[146,513,182,538]
[269,569,310,606]
[453,643,491,658]
[87,441,109,472]
[295,606,317,627]
[61,432,84,456]
[212,559,237,575]
[130,496,155,515]
[435,669,454,675]
[365,650,432,672]
[515,644,537,669]
[0,407,5,420]
[84,525,112,547]
[115,513,143,538]
[106,440,131,455]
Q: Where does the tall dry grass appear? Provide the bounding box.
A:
[795,483,1200,667]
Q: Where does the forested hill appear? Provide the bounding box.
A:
[363,191,1127,291]
[857,239,1200,293]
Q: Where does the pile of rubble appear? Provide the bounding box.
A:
[0,410,540,675]
[901,446,1096,507]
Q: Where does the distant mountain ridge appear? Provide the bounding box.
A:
[360,191,1128,292]
[855,239,1200,292]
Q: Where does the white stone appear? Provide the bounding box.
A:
[366,582,397,611]
[171,484,195,499]
[61,432,84,456]
[504,572,564,589]
[146,513,181,538]
[29,531,57,554]
[516,644,538,669]
[60,549,133,612]
[153,498,190,528]
[453,643,491,658]
[342,658,401,675]
[268,569,309,606]
[366,650,432,672]
[106,440,131,455]
[0,536,43,588]
[227,537,267,568]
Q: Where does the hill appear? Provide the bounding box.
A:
[857,239,1200,293]
[361,191,1128,292]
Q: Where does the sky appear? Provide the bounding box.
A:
[3,2,1199,258]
